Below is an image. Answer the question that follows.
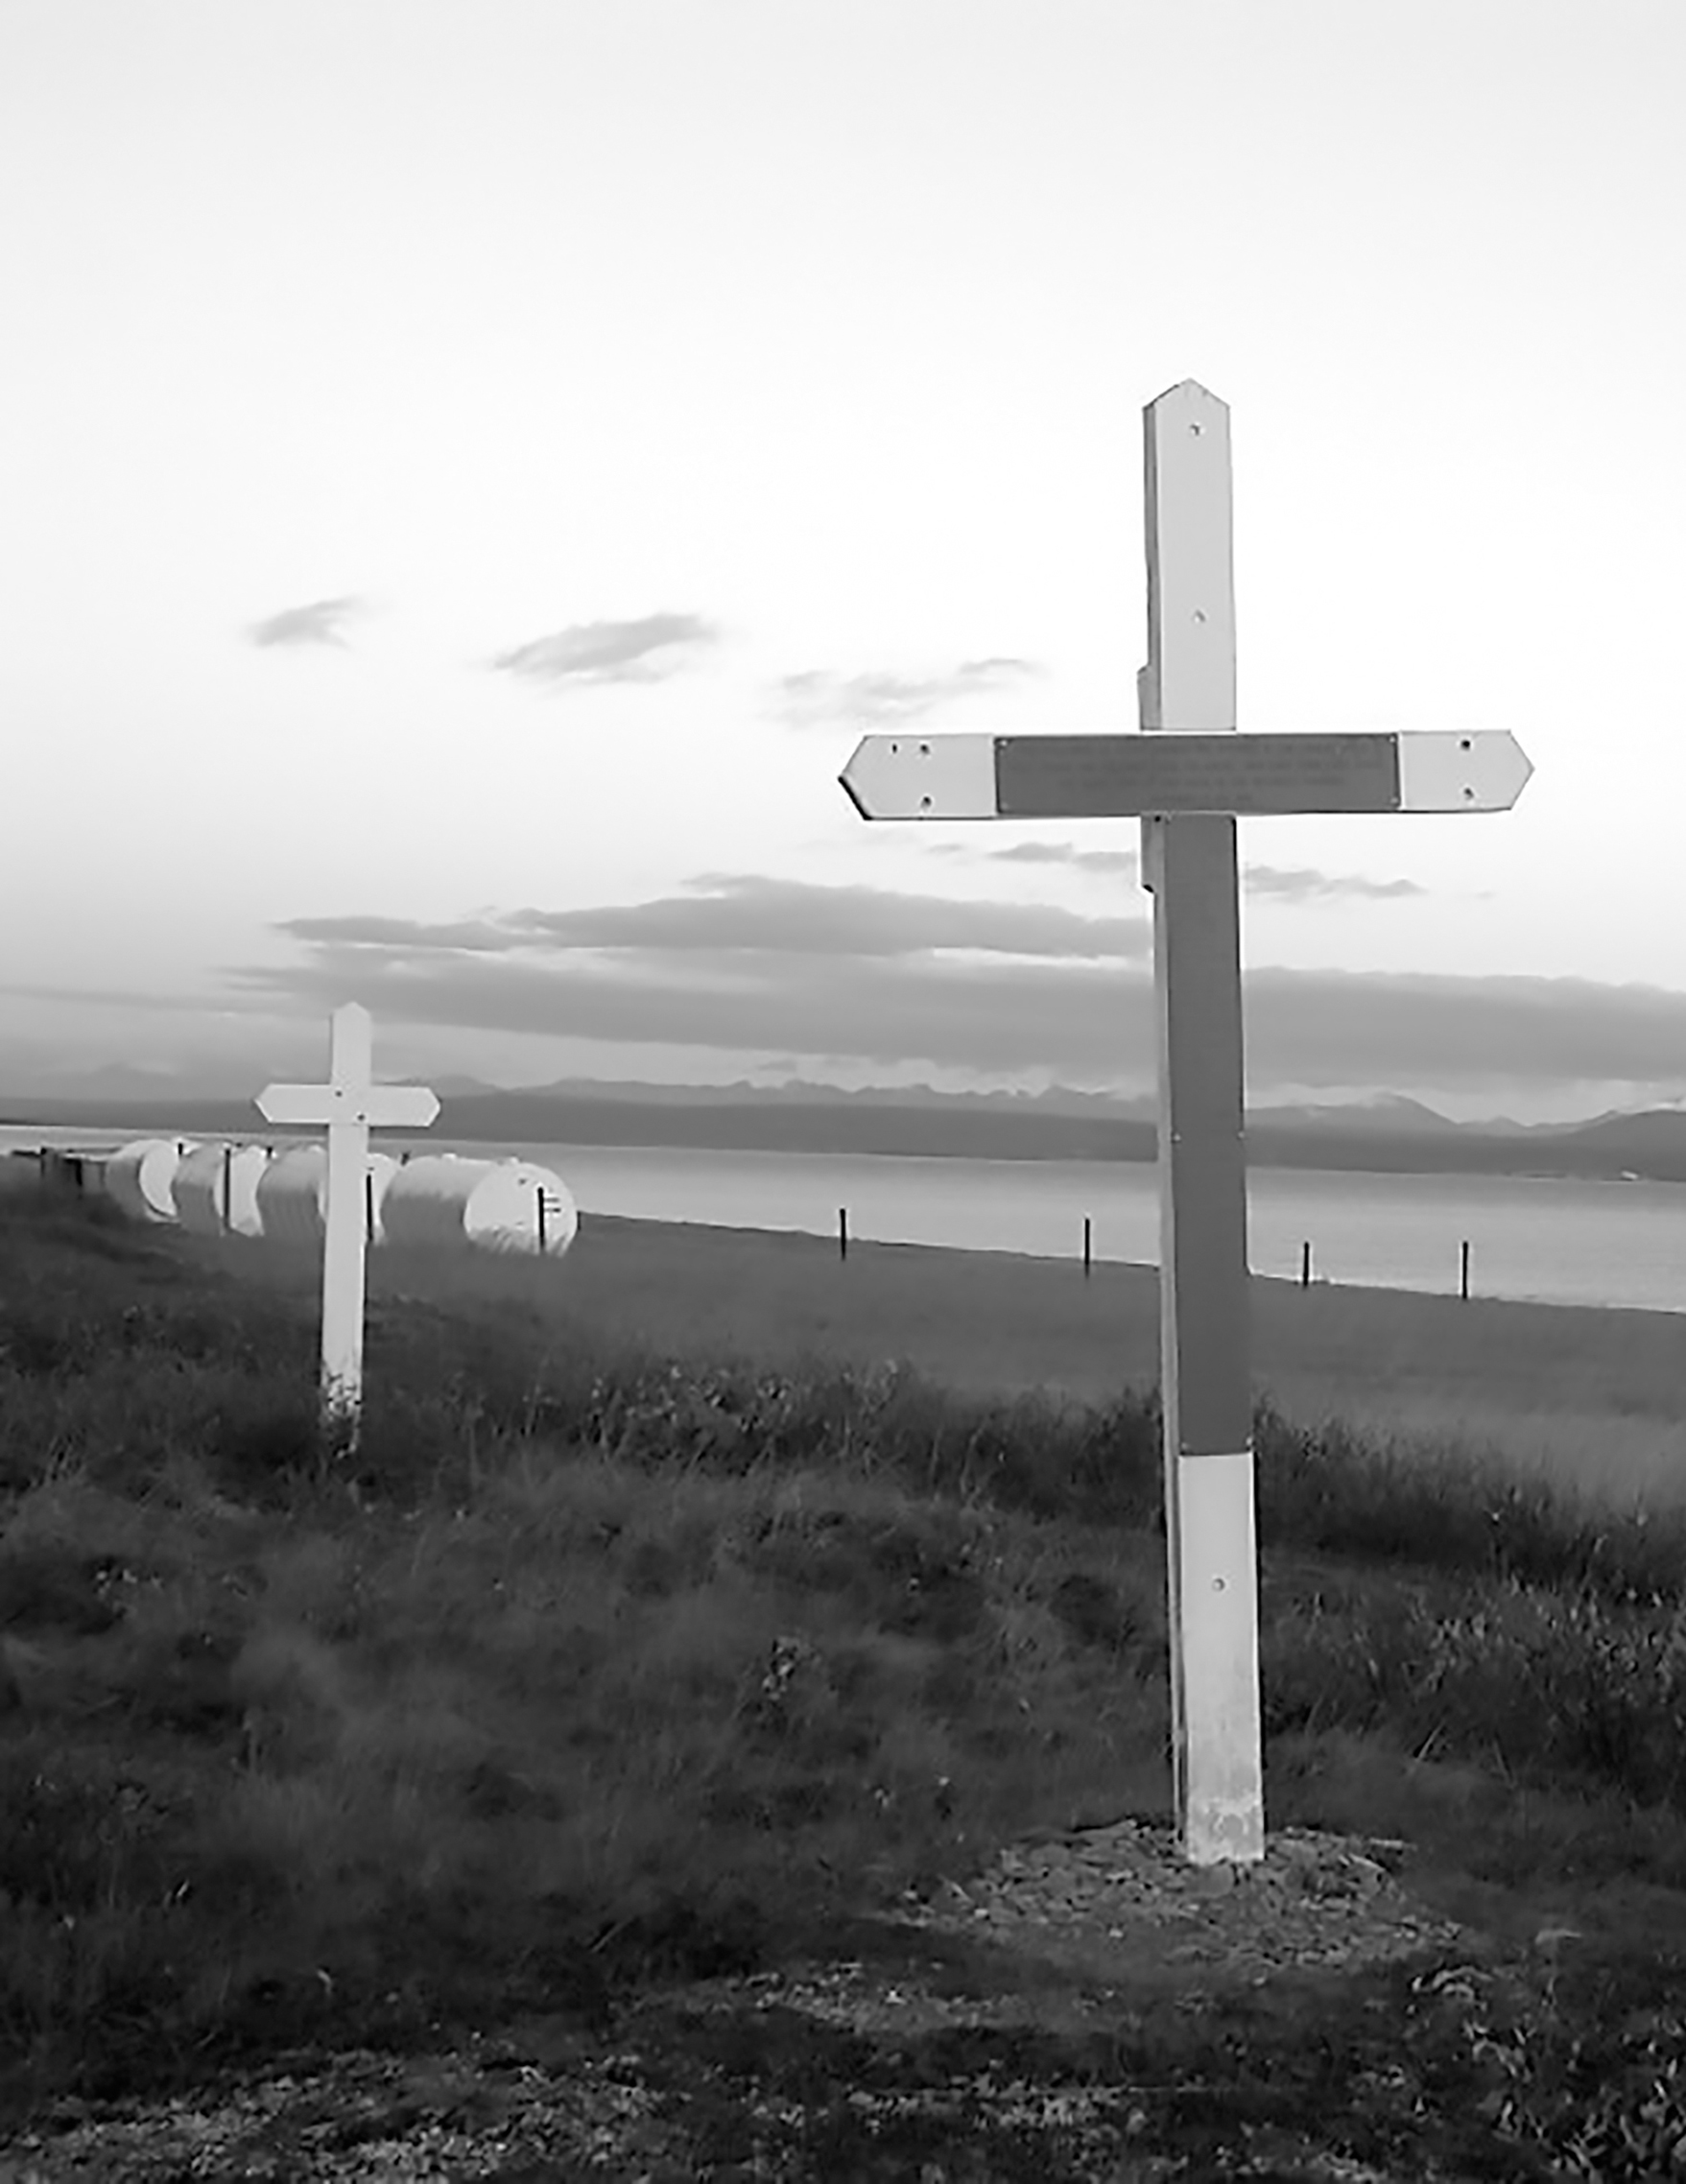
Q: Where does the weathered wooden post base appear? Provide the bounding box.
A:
[1167,1450,1263,1857]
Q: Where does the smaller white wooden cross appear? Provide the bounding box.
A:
[255,1004,439,1444]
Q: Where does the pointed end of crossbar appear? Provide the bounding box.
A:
[1396,730,1534,811]
[839,734,998,820]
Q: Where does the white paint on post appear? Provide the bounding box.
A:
[255,1005,439,1442]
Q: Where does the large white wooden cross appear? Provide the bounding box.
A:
[255,1003,439,1445]
[840,380,1532,1865]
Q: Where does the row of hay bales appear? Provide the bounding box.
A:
[102,1138,579,1257]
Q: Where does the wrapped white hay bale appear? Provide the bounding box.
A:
[254,1146,397,1244]
[375,1153,488,1252]
[106,1138,195,1224]
[489,1159,578,1257]
[171,1142,271,1238]
[254,1145,326,1242]
[380,1154,578,1257]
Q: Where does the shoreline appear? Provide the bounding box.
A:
[6,1119,1686,1192]
[585,1208,1686,1324]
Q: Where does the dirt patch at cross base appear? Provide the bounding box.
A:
[7,1815,1655,2180]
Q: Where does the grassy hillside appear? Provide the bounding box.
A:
[6,1179,1686,2173]
[360,1205,1686,1522]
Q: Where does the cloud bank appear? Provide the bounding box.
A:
[240,873,1686,1100]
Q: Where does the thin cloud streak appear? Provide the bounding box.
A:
[279,914,520,955]
[0,978,283,1016]
[933,842,1423,900]
[971,843,1138,877]
[773,657,1040,727]
[491,612,718,687]
[1244,866,1426,902]
[248,597,367,648]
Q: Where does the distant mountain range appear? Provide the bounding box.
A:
[8,1076,1686,1181]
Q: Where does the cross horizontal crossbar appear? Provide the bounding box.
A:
[255,1082,440,1128]
[840,728,1532,820]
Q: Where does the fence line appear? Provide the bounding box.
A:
[16,1154,1490,1300]
[819,1204,1478,1298]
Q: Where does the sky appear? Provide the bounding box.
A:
[3,0,1684,1123]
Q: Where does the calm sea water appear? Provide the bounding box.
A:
[501,1143,1686,1315]
[9,1123,1676,1316]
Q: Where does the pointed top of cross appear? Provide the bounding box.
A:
[1153,377,1223,409]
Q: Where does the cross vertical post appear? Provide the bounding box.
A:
[321,1004,373,1430]
[1138,382,1262,1864]
[255,1004,439,1449]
